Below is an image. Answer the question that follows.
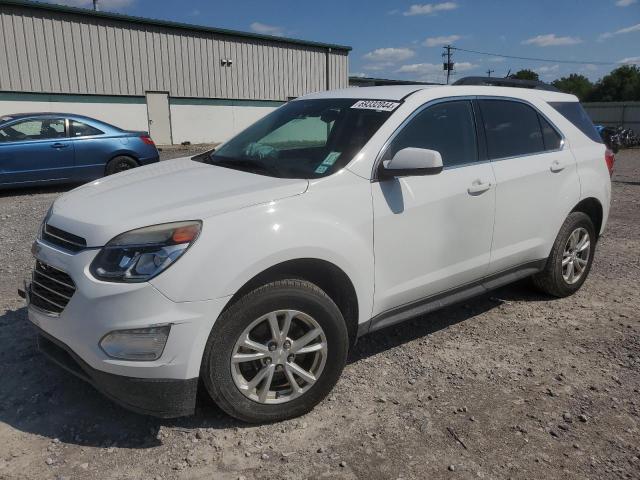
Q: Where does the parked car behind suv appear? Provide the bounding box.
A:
[23,82,611,422]
[0,113,159,189]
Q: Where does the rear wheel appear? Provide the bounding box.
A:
[201,279,349,423]
[532,212,596,297]
[105,156,138,175]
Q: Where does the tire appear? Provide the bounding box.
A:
[532,212,596,297]
[201,279,349,423]
[105,156,138,175]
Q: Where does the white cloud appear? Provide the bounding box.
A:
[396,61,476,74]
[599,22,640,40]
[250,22,284,36]
[350,72,367,78]
[538,64,560,74]
[619,56,640,64]
[51,0,134,8]
[423,35,461,47]
[403,2,458,16]
[363,63,394,72]
[363,48,415,63]
[488,56,506,63]
[522,34,582,47]
[615,0,637,6]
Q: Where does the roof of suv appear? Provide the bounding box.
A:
[301,84,577,103]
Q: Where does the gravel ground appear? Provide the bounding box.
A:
[0,149,638,480]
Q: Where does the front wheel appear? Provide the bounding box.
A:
[532,211,596,297]
[201,279,349,423]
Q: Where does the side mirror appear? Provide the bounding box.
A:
[379,147,443,179]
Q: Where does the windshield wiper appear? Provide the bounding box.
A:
[209,158,278,177]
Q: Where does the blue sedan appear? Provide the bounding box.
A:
[0,113,160,189]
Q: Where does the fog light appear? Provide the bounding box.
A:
[100,326,170,361]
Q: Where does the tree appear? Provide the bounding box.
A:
[587,65,640,102]
[509,69,539,81]
[552,74,594,101]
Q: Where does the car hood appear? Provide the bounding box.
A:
[49,158,308,246]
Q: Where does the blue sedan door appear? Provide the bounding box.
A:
[0,117,75,186]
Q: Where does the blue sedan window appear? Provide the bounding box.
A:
[0,118,65,142]
[70,120,104,137]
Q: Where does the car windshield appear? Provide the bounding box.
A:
[203,99,397,178]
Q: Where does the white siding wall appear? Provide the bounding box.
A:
[0,98,149,131]
[169,103,278,144]
[0,97,278,144]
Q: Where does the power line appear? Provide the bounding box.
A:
[450,46,616,66]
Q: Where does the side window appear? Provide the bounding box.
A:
[70,120,104,137]
[539,115,562,151]
[0,118,65,142]
[478,100,544,159]
[383,100,478,168]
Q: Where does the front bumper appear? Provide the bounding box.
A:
[35,325,198,417]
[24,238,230,417]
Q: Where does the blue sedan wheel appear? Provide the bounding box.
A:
[105,156,139,175]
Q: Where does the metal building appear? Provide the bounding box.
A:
[0,0,351,144]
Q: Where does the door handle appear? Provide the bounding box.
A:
[51,143,68,149]
[467,180,492,195]
[550,160,565,173]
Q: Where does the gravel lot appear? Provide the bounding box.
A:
[0,149,638,480]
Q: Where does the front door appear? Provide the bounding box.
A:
[146,92,172,145]
[0,117,75,186]
[372,100,496,316]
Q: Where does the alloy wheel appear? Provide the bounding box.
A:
[562,227,590,284]
[230,310,328,404]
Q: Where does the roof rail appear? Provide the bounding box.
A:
[453,76,560,92]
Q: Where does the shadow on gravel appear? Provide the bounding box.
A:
[0,184,78,198]
[349,279,550,362]
[0,280,552,448]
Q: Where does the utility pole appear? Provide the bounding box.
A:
[93,0,98,11]
[486,69,494,77]
[442,44,454,84]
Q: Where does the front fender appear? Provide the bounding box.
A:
[150,170,375,325]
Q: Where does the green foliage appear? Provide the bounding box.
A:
[509,69,540,81]
[586,65,640,102]
[552,74,593,101]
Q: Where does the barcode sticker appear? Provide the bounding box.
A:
[351,100,400,112]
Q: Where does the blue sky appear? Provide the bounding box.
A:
[48,0,639,83]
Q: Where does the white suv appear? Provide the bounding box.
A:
[24,81,612,423]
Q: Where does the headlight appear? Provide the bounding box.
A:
[38,205,53,240]
[90,221,202,282]
[100,326,170,360]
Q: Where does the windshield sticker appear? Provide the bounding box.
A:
[315,164,329,174]
[321,151,341,166]
[351,100,400,112]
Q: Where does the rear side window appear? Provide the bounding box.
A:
[383,100,478,168]
[478,100,544,159]
[549,102,602,143]
[539,115,562,151]
[70,120,103,137]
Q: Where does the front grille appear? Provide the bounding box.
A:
[30,261,76,315]
[42,224,87,252]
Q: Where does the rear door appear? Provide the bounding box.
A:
[372,99,496,315]
[0,117,75,186]
[478,98,580,274]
